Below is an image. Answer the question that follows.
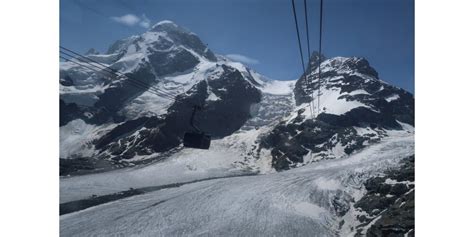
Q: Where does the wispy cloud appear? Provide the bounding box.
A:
[111,14,150,28]
[225,54,260,65]
[139,15,150,28]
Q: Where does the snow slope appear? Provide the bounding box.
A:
[61,131,413,236]
[60,124,277,203]
[60,76,295,202]
[60,119,117,158]
[60,20,297,160]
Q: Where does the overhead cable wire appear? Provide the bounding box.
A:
[304,0,315,118]
[59,54,177,101]
[60,54,175,100]
[59,49,178,100]
[317,0,324,116]
[291,0,314,119]
[60,47,178,99]
[60,47,176,98]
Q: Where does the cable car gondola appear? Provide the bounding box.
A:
[183,105,211,149]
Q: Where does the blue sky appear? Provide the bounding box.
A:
[61,0,414,93]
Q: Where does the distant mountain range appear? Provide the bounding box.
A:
[60,20,415,237]
[60,20,413,173]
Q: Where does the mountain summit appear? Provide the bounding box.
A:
[60,21,271,163]
[262,53,414,170]
[60,21,414,237]
[60,21,413,174]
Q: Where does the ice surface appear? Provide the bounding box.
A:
[260,80,295,95]
[60,127,272,203]
[60,132,414,236]
[60,28,414,235]
[60,119,116,158]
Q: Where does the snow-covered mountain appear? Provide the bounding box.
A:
[60,20,289,166]
[260,52,414,170]
[60,20,414,236]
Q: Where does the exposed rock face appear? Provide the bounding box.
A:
[61,20,218,119]
[60,20,266,161]
[354,155,415,236]
[294,52,326,105]
[149,21,217,61]
[187,66,261,137]
[106,37,136,55]
[59,21,414,237]
[94,64,157,113]
[147,48,200,76]
[261,53,414,171]
[92,65,261,160]
[95,22,215,114]
[60,99,82,126]
[59,99,124,127]
[262,118,385,171]
[60,75,74,86]
[60,22,413,174]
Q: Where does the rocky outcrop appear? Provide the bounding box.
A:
[261,116,385,171]
[294,52,326,105]
[60,99,83,126]
[94,64,157,113]
[147,48,200,76]
[149,21,217,61]
[93,65,261,160]
[353,155,415,236]
[261,54,414,171]
[61,21,221,125]
[59,99,124,126]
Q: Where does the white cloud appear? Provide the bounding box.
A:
[139,14,150,28]
[111,14,150,29]
[111,14,140,26]
[225,54,260,65]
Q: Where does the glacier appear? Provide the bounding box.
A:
[61,130,413,236]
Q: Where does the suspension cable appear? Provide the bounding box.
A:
[304,0,315,118]
[59,54,176,101]
[291,0,314,119]
[60,47,178,99]
[317,0,324,115]
[60,46,178,99]
[60,54,175,101]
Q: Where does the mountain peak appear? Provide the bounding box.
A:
[149,20,193,35]
[306,53,376,79]
[150,20,177,29]
[306,51,326,73]
[309,51,326,63]
[147,20,216,61]
[322,56,378,79]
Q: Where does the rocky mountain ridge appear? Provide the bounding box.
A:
[60,20,414,174]
[60,20,415,237]
[260,53,414,170]
[60,20,283,164]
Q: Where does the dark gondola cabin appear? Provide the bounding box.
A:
[183,132,211,149]
[183,105,211,149]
